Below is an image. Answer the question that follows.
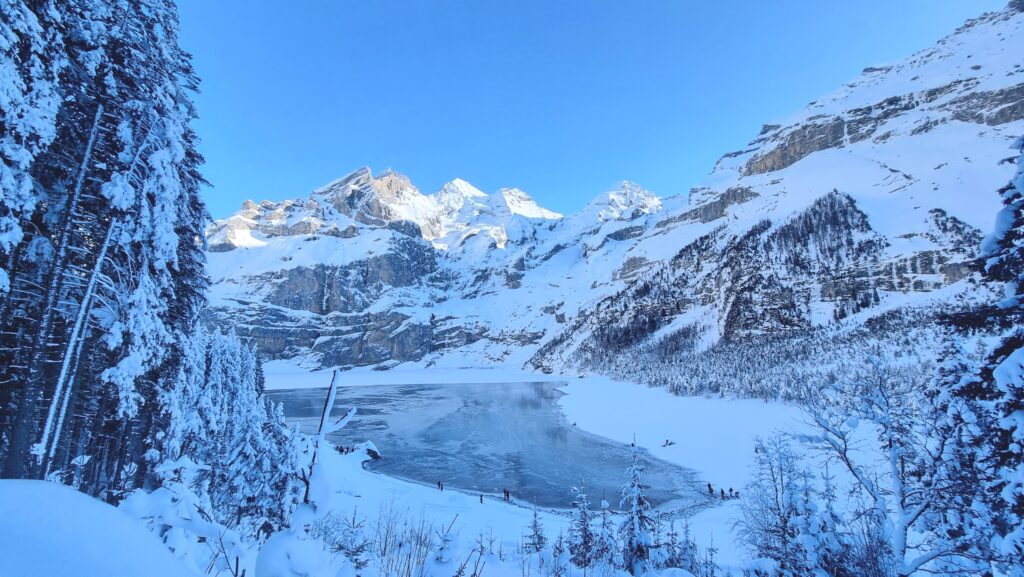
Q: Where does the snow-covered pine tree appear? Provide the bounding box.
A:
[568,479,595,572]
[801,466,847,576]
[264,400,305,529]
[659,521,682,570]
[0,0,210,496]
[740,437,852,576]
[658,520,700,573]
[924,339,997,576]
[619,443,656,576]
[550,530,569,577]
[0,0,113,480]
[950,136,1024,575]
[787,468,849,577]
[218,334,301,537]
[592,499,621,571]
[154,326,301,540]
[0,0,66,293]
[526,505,547,553]
[737,437,807,575]
[254,347,267,397]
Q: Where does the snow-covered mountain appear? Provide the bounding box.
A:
[204,165,652,367]
[207,3,1024,378]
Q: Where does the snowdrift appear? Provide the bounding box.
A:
[0,480,197,577]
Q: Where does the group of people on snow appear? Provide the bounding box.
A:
[476,489,512,504]
[707,482,739,500]
[437,480,513,503]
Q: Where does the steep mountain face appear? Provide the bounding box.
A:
[535,5,1023,372]
[206,171,663,368]
[207,4,1024,376]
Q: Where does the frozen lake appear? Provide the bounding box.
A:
[267,381,707,510]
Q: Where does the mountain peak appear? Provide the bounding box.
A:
[370,169,418,201]
[435,178,487,200]
[313,166,373,196]
[587,181,662,222]
[493,187,562,220]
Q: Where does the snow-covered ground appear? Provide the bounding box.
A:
[317,440,563,554]
[0,366,799,577]
[558,377,804,490]
[0,480,198,577]
[272,367,806,574]
[558,376,805,568]
[0,366,863,576]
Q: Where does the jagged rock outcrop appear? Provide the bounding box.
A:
[206,170,577,368]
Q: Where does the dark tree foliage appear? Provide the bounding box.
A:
[948,138,1024,575]
[0,3,297,535]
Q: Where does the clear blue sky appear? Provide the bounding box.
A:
[177,0,1005,219]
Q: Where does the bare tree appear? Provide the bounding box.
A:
[801,358,979,576]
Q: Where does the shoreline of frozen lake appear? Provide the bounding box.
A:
[267,381,711,511]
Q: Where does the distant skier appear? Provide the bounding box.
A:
[720,488,725,500]
[707,483,713,495]
[437,480,442,491]
[480,494,484,504]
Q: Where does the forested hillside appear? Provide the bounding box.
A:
[0,0,298,534]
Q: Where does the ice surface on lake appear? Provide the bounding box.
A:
[268,382,705,509]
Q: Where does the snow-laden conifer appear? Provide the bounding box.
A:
[619,443,656,576]
[568,479,595,572]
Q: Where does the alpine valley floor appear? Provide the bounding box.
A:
[264,364,808,574]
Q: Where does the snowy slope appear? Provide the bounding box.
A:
[206,3,1024,381]
[0,480,197,577]
[534,4,1024,373]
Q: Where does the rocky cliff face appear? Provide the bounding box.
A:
[206,173,667,369]
[207,4,1024,377]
